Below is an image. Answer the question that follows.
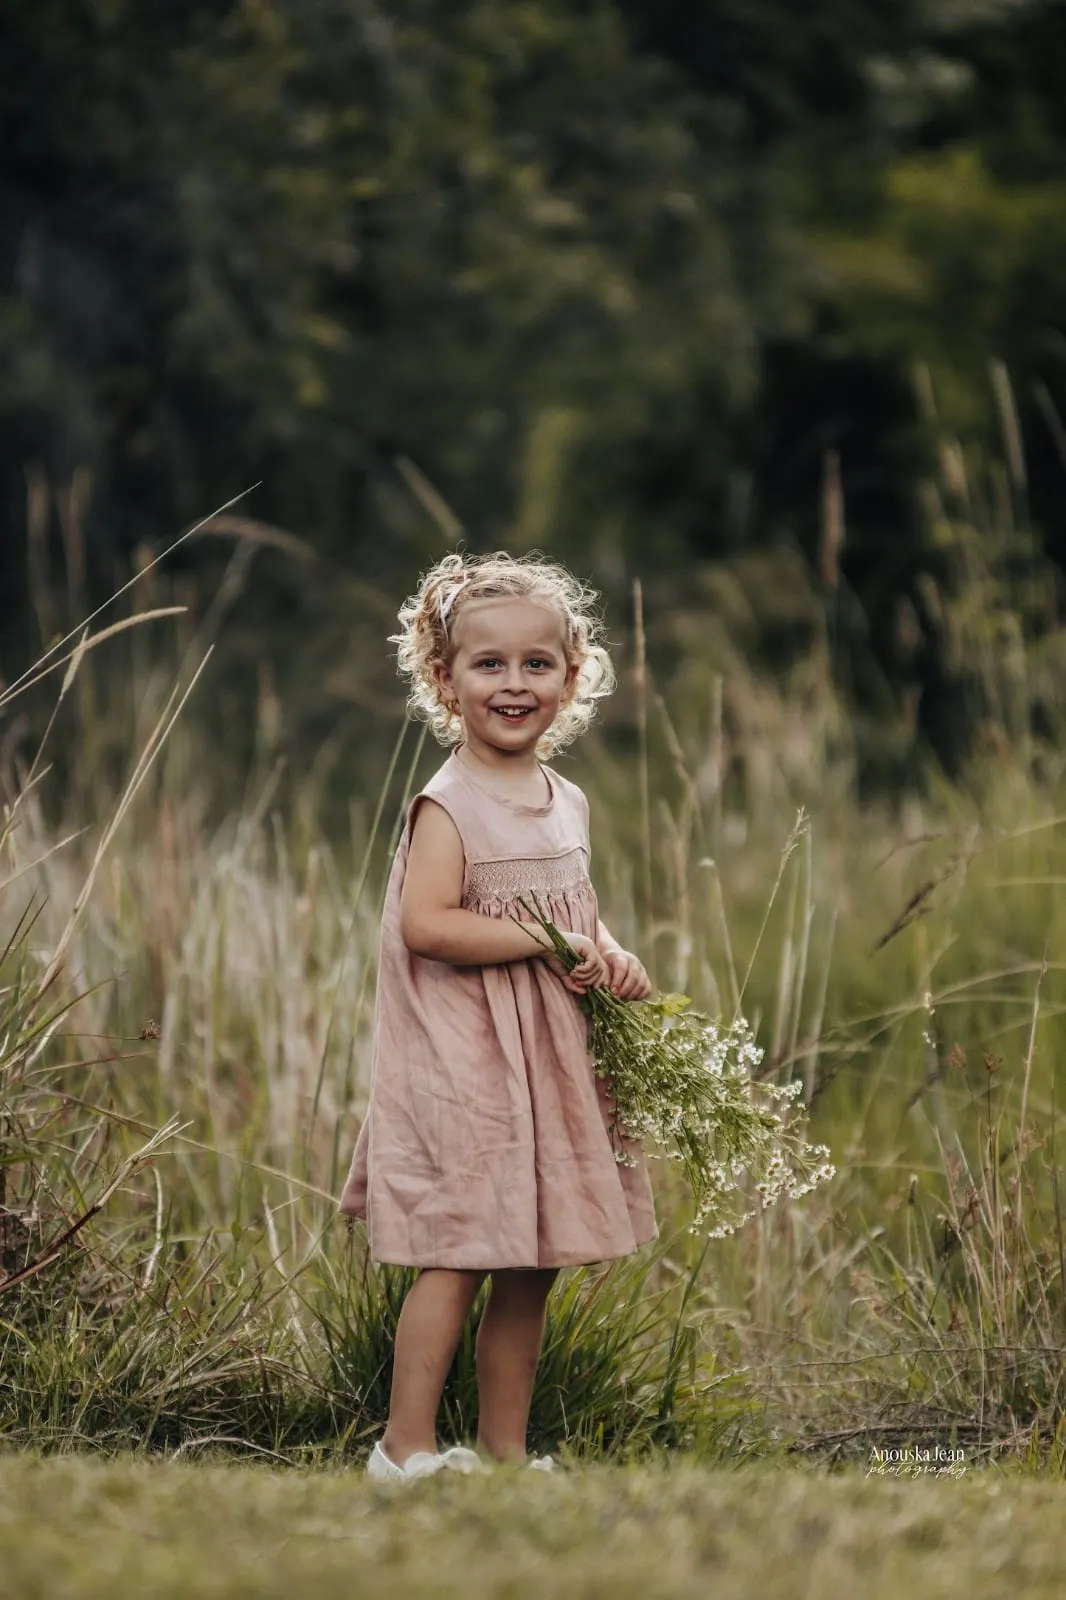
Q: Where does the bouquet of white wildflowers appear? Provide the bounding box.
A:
[516,895,836,1238]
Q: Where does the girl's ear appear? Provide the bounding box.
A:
[562,660,580,705]
[431,656,453,698]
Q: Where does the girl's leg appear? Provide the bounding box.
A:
[475,1266,560,1462]
[381,1267,487,1464]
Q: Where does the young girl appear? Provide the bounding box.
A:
[339,550,658,1480]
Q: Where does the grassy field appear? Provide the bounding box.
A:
[2,1453,1065,1600]
[4,676,1065,1463]
[3,500,1066,1552]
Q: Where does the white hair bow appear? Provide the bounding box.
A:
[438,576,470,628]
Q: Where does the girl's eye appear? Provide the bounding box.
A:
[476,658,551,669]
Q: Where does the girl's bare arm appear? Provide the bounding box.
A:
[400,798,559,966]
[595,918,625,956]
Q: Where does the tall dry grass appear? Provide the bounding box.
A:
[3,407,1066,1467]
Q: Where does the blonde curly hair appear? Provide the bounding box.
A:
[389,549,617,759]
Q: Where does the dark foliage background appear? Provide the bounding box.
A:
[3,0,1065,795]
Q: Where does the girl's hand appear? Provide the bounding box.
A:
[601,946,652,1001]
[543,933,610,994]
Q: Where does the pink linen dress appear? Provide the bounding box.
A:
[338,743,658,1268]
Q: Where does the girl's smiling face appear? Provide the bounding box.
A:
[434,596,578,763]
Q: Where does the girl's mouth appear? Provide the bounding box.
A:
[493,707,534,721]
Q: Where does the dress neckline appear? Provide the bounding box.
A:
[451,743,556,815]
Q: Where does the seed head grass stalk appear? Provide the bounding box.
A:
[514,894,836,1237]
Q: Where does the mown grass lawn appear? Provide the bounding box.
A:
[0,1455,1063,1599]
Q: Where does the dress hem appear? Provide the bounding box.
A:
[344,1223,661,1272]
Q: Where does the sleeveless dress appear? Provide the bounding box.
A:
[338,743,658,1269]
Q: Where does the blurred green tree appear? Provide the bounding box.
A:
[1,0,1063,789]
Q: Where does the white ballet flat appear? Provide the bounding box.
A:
[438,1445,493,1474]
[366,1439,445,1481]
